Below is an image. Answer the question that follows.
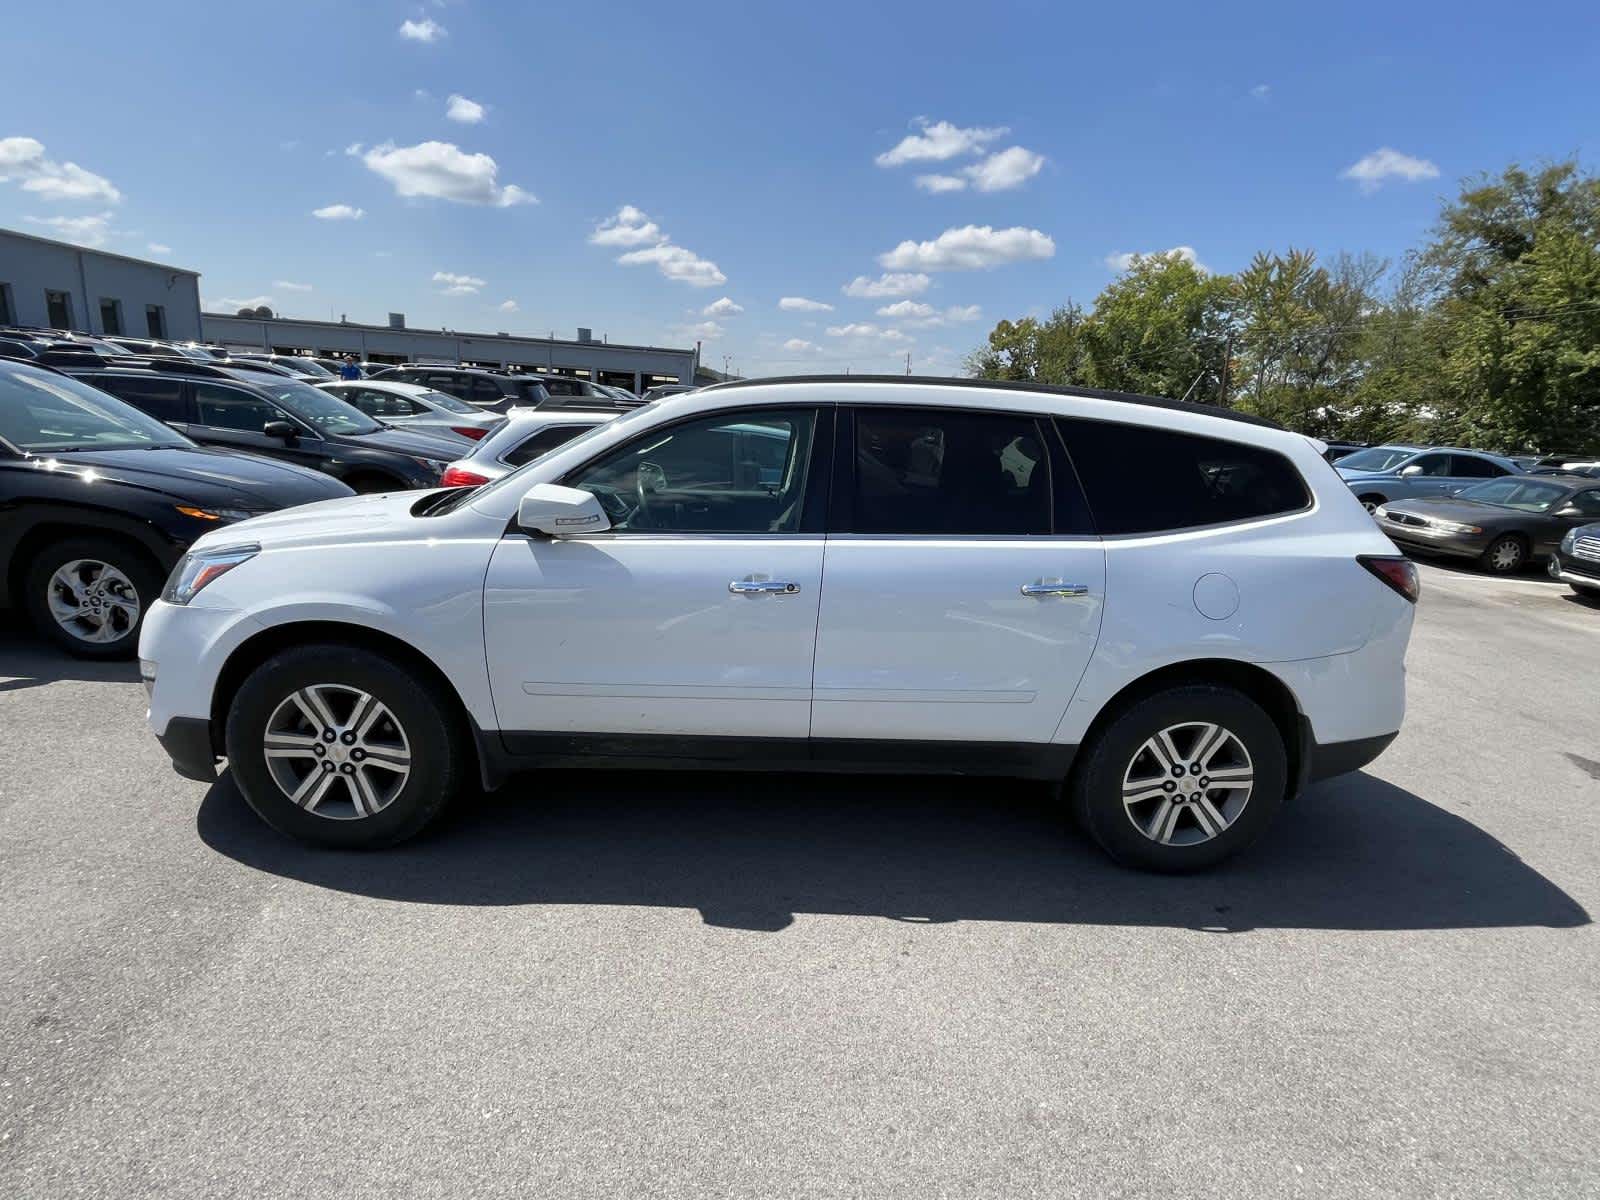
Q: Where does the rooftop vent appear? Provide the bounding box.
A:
[388,312,405,329]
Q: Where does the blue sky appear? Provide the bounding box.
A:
[4,1,1597,376]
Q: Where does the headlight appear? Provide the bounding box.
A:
[1374,505,1389,519]
[1563,529,1578,552]
[161,544,260,605]
[175,505,256,523]
[1433,520,1484,534]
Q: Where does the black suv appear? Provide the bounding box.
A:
[370,366,551,412]
[61,359,464,493]
[0,359,352,657]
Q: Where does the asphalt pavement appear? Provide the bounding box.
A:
[1,561,1596,1199]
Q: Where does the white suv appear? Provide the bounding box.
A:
[139,378,1417,871]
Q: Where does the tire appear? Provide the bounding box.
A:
[1070,684,1288,872]
[1479,534,1527,574]
[1359,494,1385,515]
[22,535,163,659]
[224,644,463,848]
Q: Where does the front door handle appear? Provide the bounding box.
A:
[1020,580,1089,598]
[729,578,801,595]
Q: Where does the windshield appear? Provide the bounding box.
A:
[474,404,657,501]
[0,365,192,452]
[516,380,550,405]
[261,378,383,435]
[1456,478,1571,512]
[285,358,336,378]
[1337,447,1416,472]
[421,390,479,415]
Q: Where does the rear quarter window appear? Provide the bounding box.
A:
[1057,418,1310,535]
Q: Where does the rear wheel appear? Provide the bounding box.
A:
[1480,534,1527,574]
[1359,494,1385,515]
[224,644,463,848]
[1070,685,1287,872]
[22,536,162,659]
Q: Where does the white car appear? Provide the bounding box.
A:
[139,378,1416,871]
[437,409,619,488]
[317,379,504,447]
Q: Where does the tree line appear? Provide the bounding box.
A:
[966,160,1600,454]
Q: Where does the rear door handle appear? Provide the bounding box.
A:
[1020,580,1089,597]
[729,578,801,595]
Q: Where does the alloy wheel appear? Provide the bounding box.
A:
[1121,722,1255,846]
[46,559,141,645]
[262,684,412,820]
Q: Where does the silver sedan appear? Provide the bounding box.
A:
[318,380,504,448]
[439,409,620,486]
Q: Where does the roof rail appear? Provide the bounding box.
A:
[699,374,1286,431]
[56,354,235,380]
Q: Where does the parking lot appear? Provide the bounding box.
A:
[0,560,1595,1198]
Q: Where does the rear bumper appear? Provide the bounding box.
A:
[156,716,219,782]
[1307,730,1397,783]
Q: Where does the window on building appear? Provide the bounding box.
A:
[145,305,167,340]
[851,408,1054,536]
[45,290,74,331]
[98,299,123,336]
[0,283,14,326]
[1057,418,1311,535]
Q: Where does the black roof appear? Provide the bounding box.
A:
[700,375,1285,430]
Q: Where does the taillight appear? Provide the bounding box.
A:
[450,425,488,440]
[439,465,490,488]
[1358,555,1419,603]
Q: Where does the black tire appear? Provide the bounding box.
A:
[22,535,163,659]
[224,644,463,848]
[1070,684,1288,872]
[1479,533,1528,574]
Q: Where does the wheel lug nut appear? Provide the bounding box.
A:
[313,745,325,757]
[340,763,354,774]
[322,760,335,771]
[1171,766,1184,777]
[341,731,356,745]
[1162,781,1176,792]
[351,749,365,761]
[322,730,335,742]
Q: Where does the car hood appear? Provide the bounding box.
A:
[354,426,470,459]
[19,445,352,509]
[190,487,490,554]
[1335,466,1392,481]
[1383,497,1528,526]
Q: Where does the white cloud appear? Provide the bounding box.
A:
[446,94,486,124]
[0,137,121,204]
[498,299,519,313]
[147,242,172,255]
[842,272,931,298]
[779,296,834,312]
[1340,147,1439,193]
[361,141,534,207]
[312,203,365,220]
[703,296,743,316]
[943,304,982,322]
[914,174,967,193]
[24,212,114,247]
[783,338,819,353]
[875,119,1008,167]
[433,270,486,296]
[589,205,663,247]
[1104,245,1207,273]
[413,89,432,101]
[881,328,912,343]
[399,17,446,42]
[879,225,1054,271]
[617,243,726,287]
[962,146,1045,192]
[210,295,275,312]
[343,142,364,157]
[688,321,723,340]
[827,323,882,338]
[590,205,724,286]
[274,280,313,292]
[1250,83,1271,100]
[877,300,935,319]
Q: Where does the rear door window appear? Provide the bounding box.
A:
[1450,454,1504,478]
[86,374,190,423]
[193,383,281,432]
[503,424,591,467]
[1057,418,1310,535]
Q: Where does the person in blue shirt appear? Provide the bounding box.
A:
[338,355,362,380]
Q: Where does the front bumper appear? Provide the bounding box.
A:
[1549,553,1600,589]
[156,716,219,782]
[1378,516,1490,560]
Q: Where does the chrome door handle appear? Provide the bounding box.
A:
[729,578,801,595]
[1020,580,1089,597]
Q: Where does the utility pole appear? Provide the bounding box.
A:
[905,350,912,375]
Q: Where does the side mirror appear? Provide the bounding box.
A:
[517,483,612,538]
[262,420,297,440]
[1556,505,1584,518]
[1398,464,1423,477]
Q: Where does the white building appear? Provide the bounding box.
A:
[0,228,201,340]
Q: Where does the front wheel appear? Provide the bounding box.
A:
[23,536,162,659]
[224,644,463,848]
[1480,534,1527,574]
[1070,685,1288,872]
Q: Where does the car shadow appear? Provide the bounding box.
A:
[0,620,141,691]
[196,767,1589,933]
